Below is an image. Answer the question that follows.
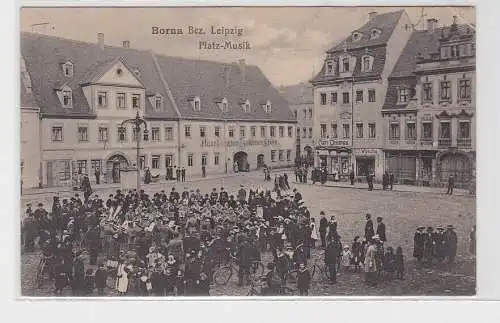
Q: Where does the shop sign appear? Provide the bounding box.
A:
[201,138,279,148]
[356,148,377,155]
[316,139,350,147]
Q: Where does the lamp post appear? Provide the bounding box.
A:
[343,75,355,175]
[121,111,148,192]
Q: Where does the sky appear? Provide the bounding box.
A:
[20,6,475,87]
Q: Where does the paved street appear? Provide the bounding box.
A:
[21,170,476,296]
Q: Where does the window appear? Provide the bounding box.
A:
[389,122,400,139]
[62,90,72,107]
[423,83,433,101]
[260,126,266,137]
[406,122,416,139]
[97,92,107,108]
[302,128,307,138]
[451,45,460,58]
[117,93,126,109]
[331,92,337,104]
[165,127,173,141]
[251,126,257,137]
[331,123,338,138]
[294,110,298,120]
[279,126,284,137]
[440,81,451,101]
[422,122,433,139]
[151,127,160,141]
[368,89,376,102]
[441,46,450,59]
[320,93,327,105]
[76,160,87,174]
[303,109,307,119]
[155,96,162,110]
[370,29,381,39]
[222,101,228,112]
[287,126,292,137]
[459,121,471,139]
[243,101,250,112]
[326,61,333,74]
[201,154,208,167]
[193,97,201,111]
[286,150,291,161]
[265,101,272,113]
[187,154,194,167]
[165,155,173,167]
[296,128,300,137]
[308,109,312,119]
[308,128,313,138]
[139,156,146,170]
[240,126,246,138]
[362,56,371,72]
[132,94,140,109]
[152,155,160,169]
[458,79,472,100]
[368,123,376,138]
[271,150,276,162]
[98,127,108,142]
[270,126,276,137]
[62,62,73,77]
[356,123,363,138]
[440,121,451,138]
[228,128,234,138]
[91,160,102,173]
[78,126,88,142]
[132,127,139,142]
[184,126,191,138]
[342,92,349,104]
[214,126,220,137]
[356,90,363,103]
[117,126,126,142]
[352,32,362,42]
[320,124,327,138]
[200,126,206,138]
[342,57,349,72]
[342,124,350,138]
[61,160,71,181]
[398,88,409,103]
[214,153,220,165]
[279,150,284,161]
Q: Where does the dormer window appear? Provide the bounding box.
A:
[242,99,251,112]
[222,98,228,112]
[193,96,201,111]
[62,62,73,78]
[361,55,374,72]
[341,57,350,73]
[134,69,140,77]
[326,61,334,75]
[154,95,163,111]
[264,100,272,113]
[352,32,362,42]
[398,88,410,104]
[62,89,72,107]
[370,29,381,39]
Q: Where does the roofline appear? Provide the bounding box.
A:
[311,75,381,86]
[41,113,97,119]
[180,117,297,123]
[144,116,179,121]
[381,108,418,115]
[80,82,145,89]
[327,43,386,54]
[151,51,182,119]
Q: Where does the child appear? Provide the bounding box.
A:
[341,245,352,272]
[94,263,107,296]
[175,270,185,296]
[296,263,311,296]
[83,268,95,296]
[351,236,362,272]
[395,246,405,279]
[383,247,395,280]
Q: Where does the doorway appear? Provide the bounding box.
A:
[233,151,249,172]
[257,154,265,169]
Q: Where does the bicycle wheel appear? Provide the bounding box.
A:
[213,266,232,285]
[35,258,46,288]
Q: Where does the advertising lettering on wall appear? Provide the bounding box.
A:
[200,138,279,148]
[316,138,350,147]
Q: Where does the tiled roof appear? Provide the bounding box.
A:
[21,32,294,122]
[278,83,314,105]
[328,10,404,53]
[20,75,36,107]
[310,46,386,84]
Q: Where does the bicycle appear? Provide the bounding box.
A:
[311,262,331,282]
[213,255,265,285]
[246,276,296,296]
[35,255,54,288]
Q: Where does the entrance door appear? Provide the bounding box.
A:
[112,162,121,183]
[257,154,265,168]
[106,154,129,184]
[356,157,375,177]
[233,151,249,172]
[439,153,472,188]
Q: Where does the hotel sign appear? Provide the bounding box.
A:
[316,139,350,147]
[201,138,279,148]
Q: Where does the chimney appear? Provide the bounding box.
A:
[238,59,246,82]
[427,18,438,32]
[122,40,130,48]
[97,33,104,49]
[368,11,377,21]
[222,66,231,85]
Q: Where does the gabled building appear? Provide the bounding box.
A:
[279,82,315,166]
[311,10,413,180]
[21,32,296,188]
[382,17,475,188]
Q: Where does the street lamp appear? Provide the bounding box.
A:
[121,111,148,192]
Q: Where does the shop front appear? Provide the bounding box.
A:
[315,138,352,181]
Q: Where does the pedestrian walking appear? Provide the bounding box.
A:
[395,246,405,280]
[447,174,455,195]
[364,214,374,241]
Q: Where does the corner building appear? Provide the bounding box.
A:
[21,32,296,188]
[311,10,413,181]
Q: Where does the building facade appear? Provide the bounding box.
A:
[311,10,413,180]
[382,17,475,188]
[21,32,296,188]
[279,83,315,165]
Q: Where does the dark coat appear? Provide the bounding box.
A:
[297,268,311,290]
[324,240,341,265]
[365,219,374,240]
[413,232,425,258]
[376,222,387,242]
[94,268,107,288]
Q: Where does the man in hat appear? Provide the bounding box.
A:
[201,163,206,178]
[447,174,455,195]
[219,187,229,205]
[181,167,186,182]
[175,166,180,182]
[325,236,341,284]
[237,185,247,205]
[434,226,446,262]
[376,217,387,243]
[443,225,458,263]
[22,209,37,252]
[170,187,180,202]
[364,214,374,241]
[413,226,425,262]
[424,226,436,265]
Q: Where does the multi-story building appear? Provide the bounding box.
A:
[311,10,413,180]
[21,32,296,188]
[279,82,315,165]
[382,17,475,188]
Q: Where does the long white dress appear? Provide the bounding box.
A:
[310,223,319,241]
[116,263,129,293]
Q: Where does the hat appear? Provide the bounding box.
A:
[320,211,325,215]
[37,203,43,207]
[427,226,434,231]
[417,226,425,230]
[240,185,244,188]
[447,225,454,229]
[437,226,444,231]
[344,245,350,249]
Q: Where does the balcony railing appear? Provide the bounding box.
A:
[438,138,451,147]
[388,139,400,144]
[405,139,417,145]
[457,138,472,148]
[420,138,433,146]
